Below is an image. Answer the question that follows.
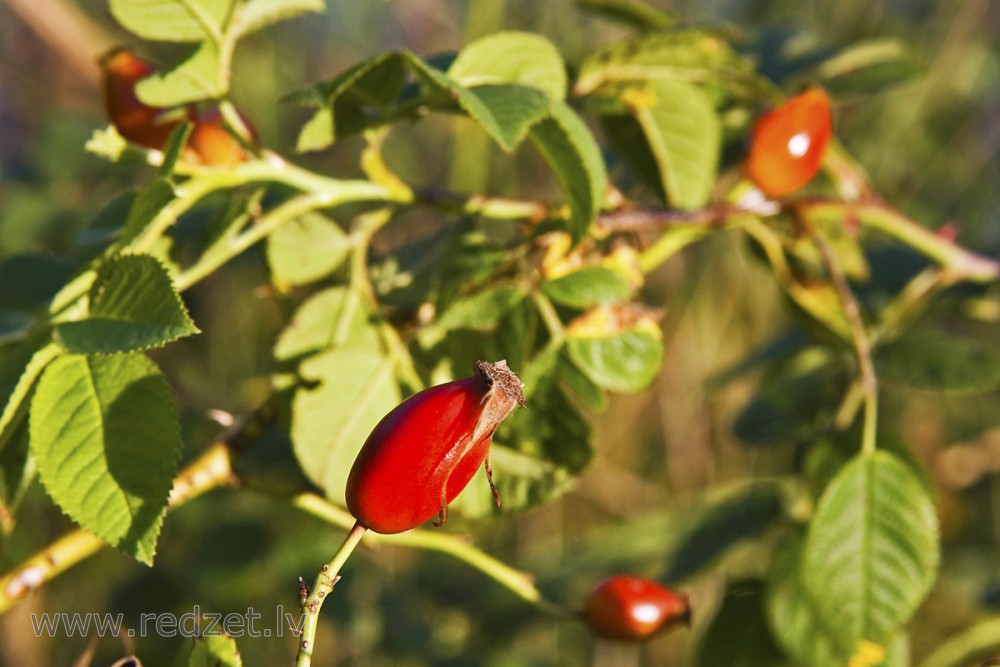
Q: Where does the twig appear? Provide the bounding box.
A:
[809,226,879,456]
[0,443,235,614]
[294,522,367,667]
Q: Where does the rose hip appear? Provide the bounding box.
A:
[346,360,525,534]
[584,575,690,641]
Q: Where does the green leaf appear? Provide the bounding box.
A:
[290,52,409,151]
[696,580,788,667]
[30,353,181,564]
[136,42,225,106]
[809,39,922,97]
[528,100,608,240]
[802,451,939,658]
[875,331,1000,395]
[110,0,234,42]
[663,483,785,582]
[291,347,400,503]
[189,632,243,667]
[405,54,551,151]
[265,212,350,286]
[567,326,662,393]
[629,80,720,209]
[273,287,380,362]
[557,349,606,411]
[448,31,567,100]
[543,265,634,310]
[56,255,199,354]
[575,28,757,97]
[419,284,526,347]
[766,529,852,666]
[918,616,1000,667]
[234,0,324,38]
[463,85,551,150]
[0,342,63,456]
[158,121,193,177]
[575,0,676,30]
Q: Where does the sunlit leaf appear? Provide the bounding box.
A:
[802,451,939,657]
[448,31,567,100]
[234,0,324,38]
[110,0,234,42]
[528,101,608,240]
[629,80,720,209]
[55,255,199,354]
[291,346,400,504]
[266,212,350,286]
[31,353,180,564]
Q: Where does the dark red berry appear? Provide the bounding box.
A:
[346,360,525,534]
[584,575,690,641]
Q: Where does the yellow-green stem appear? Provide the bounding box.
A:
[288,493,566,615]
[0,443,234,615]
[295,522,367,667]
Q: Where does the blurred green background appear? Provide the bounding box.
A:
[1,0,999,665]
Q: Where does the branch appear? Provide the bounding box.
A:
[809,225,879,456]
[0,443,235,615]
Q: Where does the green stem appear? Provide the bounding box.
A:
[174,191,334,292]
[795,200,1000,283]
[218,100,255,145]
[530,291,566,343]
[0,443,234,615]
[811,228,879,456]
[295,522,367,667]
[289,493,565,615]
[128,158,393,255]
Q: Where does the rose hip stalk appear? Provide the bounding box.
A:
[297,361,525,667]
[347,359,526,534]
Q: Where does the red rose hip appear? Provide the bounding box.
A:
[346,360,525,534]
[584,575,690,641]
[99,48,189,151]
[745,88,833,197]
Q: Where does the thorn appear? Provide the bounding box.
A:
[484,455,502,507]
[298,577,309,604]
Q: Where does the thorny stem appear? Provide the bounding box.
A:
[294,522,367,667]
[792,198,1000,283]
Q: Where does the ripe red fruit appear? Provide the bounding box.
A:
[186,108,249,166]
[584,576,690,641]
[346,360,526,534]
[745,88,833,197]
[99,48,189,151]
